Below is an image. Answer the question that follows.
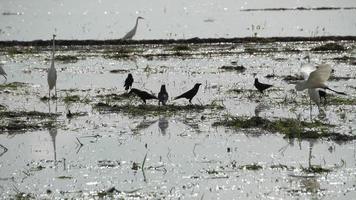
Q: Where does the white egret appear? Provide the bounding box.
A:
[0,64,7,81]
[121,16,144,40]
[47,34,57,98]
[295,64,346,95]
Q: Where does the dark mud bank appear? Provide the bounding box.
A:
[1,36,356,47]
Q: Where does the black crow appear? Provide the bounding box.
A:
[129,88,157,104]
[174,83,201,103]
[124,73,134,91]
[254,78,273,93]
[158,85,169,105]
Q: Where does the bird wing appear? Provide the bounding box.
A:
[300,64,316,80]
[306,64,331,88]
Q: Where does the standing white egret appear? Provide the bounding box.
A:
[121,16,144,40]
[295,64,346,95]
[47,34,57,98]
[0,64,7,81]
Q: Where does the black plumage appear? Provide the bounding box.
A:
[174,83,201,103]
[129,88,157,104]
[318,90,326,103]
[158,85,169,105]
[124,73,134,91]
[254,78,273,93]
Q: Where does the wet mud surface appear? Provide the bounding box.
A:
[1,37,356,199]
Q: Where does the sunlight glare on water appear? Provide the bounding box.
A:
[0,0,356,40]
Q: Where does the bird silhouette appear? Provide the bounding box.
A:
[254,78,272,93]
[129,88,158,104]
[122,16,144,40]
[0,64,7,81]
[174,83,201,103]
[47,34,57,98]
[124,73,134,91]
[158,85,169,105]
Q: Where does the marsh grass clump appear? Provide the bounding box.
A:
[219,65,246,72]
[212,116,349,140]
[0,82,28,91]
[311,43,345,51]
[93,103,224,116]
[109,69,130,74]
[103,46,139,60]
[0,110,59,132]
[327,96,356,105]
[302,165,332,173]
[172,45,191,51]
[63,94,90,104]
[54,55,79,63]
[239,163,263,171]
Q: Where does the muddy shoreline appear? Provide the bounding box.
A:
[1,36,356,47]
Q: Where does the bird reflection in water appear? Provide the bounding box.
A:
[48,127,57,165]
[254,102,270,117]
[158,117,169,135]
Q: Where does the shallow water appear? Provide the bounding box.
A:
[1,40,356,199]
[1,0,356,40]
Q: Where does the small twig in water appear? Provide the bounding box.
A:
[0,144,8,157]
[142,153,148,183]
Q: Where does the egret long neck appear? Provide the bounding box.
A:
[51,37,55,67]
[134,18,140,31]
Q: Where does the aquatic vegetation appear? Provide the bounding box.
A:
[93,102,224,116]
[219,65,246,72]
[109,69,130,73]
[0,82,28,91]
[0,110,59,132]
[54,55,79,63]
[212,116,356,141]
[172,44,191,51]
[239,163,263,170]
[311,42,345,51]
[302,165,332,173]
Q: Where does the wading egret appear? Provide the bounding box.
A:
[124,73,134,91]
[254,78,273,93]
[129,88,157,104]
[158,85,168,105]
[296,64,346,95]
[122,16,144,40]
[47,34,57,98]
[0,64,7,81]
[174,83,201,104]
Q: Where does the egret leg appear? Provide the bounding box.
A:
[49,89,51,99]
[55,85,57,98]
